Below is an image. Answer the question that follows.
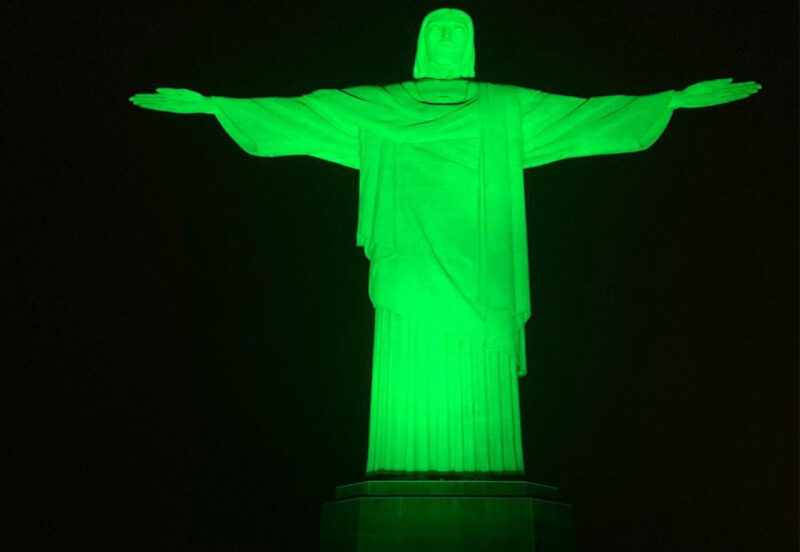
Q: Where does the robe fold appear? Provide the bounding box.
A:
[210,82,675,474]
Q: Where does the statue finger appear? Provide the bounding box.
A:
[130,93,160,101]
[723,95,751,103]
[713,93,752,105]
[156,87,186,96]
[131,96,169,105]
[133,98,178,109]
[730,81,759,89]
[130,96,155,106]
[132,95,181,105]
[691,92,742,106]
[737,82,761,90]
[132,102,171,111]
[722,84,758,94]
[719,88,758,97]
[715,81,748,89]
[713,83,757,95]
[703,92,747,104]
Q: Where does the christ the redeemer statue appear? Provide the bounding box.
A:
[130,8,760,478]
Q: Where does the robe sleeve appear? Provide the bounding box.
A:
[209,88,360,170]
[521,88,676,169]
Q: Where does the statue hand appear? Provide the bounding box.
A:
[128,88,217,114]
[672,78,762,109]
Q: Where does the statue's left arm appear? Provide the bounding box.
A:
[521,78,761,170]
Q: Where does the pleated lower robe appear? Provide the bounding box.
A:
[366,307,524,475]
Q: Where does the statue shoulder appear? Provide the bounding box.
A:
[489,82,545,97]
[297,83,388,100]
[340,83,397,100]
[487,83,549,111]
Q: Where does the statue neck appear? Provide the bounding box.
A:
[411,79,475,104]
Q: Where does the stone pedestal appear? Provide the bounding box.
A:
[319,480,575,551]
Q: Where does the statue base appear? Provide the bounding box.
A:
[319,480,575,551]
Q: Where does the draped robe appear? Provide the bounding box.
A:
[210,82,675,474]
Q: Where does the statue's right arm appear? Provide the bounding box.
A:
[129,87,259,154]
[130,86,361,168]
[129,88,217,114]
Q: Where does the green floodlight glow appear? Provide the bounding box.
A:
[130,8,761,478]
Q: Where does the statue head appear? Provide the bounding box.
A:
[413,8,476,80]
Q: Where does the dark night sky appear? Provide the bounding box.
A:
[6,1,798,550]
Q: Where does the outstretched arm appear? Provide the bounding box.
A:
[521,77,762,169]
[521,88,677,169]
[670,78,761,109]
[129,87,361,169]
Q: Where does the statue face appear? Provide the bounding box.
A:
[413,8,475,80]
[423,15,469,73]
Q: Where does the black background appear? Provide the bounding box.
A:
[6,1,797,550]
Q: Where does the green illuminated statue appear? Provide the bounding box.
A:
[131,8,761,478]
